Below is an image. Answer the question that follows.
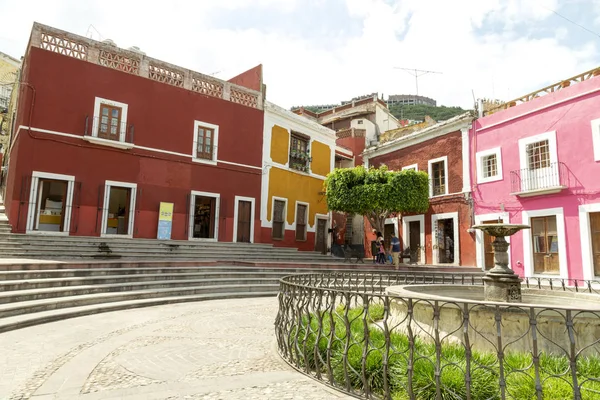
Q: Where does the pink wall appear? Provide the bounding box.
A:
[471,75,600,280]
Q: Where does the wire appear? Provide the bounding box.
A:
[540,3,600,39]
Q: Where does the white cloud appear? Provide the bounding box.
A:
[0,0,597,110]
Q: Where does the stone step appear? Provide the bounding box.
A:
[0,265,361,280]
[0,279,279,314]
[0,290,277,333]
[11,244,315,256]
[0,253,334,264]
[0,271,290,291]
[12,240,301,252]
[0,233,279,247]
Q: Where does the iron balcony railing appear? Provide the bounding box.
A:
[510,161,566,194]
[84,115,135,145]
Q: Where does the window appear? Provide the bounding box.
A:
[192,120,219,164]
[432,161,445,196]
[90,97,129,145]
[402,164,418,172]
[289,133,310,173]
[517,132,560,194]
[195,125,214,160]
[272,199,286,240]
[476,147,502,184]
[428,156,448,197]
[527,140,550,170]
[482,154,497,178]
[357,120,364,124]
[591,118,600,161]
[98,104,122,140]
[295,203,307,241]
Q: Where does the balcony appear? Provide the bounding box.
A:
[83,115,135,150]
[510,162,567,197]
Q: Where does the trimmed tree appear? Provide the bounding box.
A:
[324,165,430,234]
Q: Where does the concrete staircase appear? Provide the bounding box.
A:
[0,234,336,263]
[0,197,335,263]
[0,265,483,333]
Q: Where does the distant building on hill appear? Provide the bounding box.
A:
[386,94,436,107]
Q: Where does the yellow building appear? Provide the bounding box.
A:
[261,101,336,253]
[0,51,20,153]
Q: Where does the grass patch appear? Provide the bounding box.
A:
[290,306,600,400]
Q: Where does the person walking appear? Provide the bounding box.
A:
[389,233,401,270]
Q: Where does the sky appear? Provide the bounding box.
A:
[1,0,599,110]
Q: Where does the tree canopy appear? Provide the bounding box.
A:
[324,166,430,233]
[388,104,468,122]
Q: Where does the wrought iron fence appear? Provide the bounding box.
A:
[276,272,600,400]
[84,115,134,144]
[510,162,566,194]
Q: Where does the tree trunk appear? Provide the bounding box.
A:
[366,213,387,235]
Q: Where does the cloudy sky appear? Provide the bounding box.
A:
[1,0,599,109]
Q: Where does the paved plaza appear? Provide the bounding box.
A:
[0,298,352,400]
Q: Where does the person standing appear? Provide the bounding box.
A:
[376,232,385,264]
[389,233,401,270]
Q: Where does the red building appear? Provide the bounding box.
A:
[362,113,477,267]
[4,23,265,243]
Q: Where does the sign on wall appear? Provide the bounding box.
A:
[157,202,174,240]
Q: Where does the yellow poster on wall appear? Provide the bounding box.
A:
[157,202,174,239]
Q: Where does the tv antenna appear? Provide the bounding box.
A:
[86,25,104,41]
[394,67,442,96]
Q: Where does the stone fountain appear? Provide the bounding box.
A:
[471,223,530,302]
[385,222,600,354]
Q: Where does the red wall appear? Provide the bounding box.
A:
[337,136,366,166]
[369,130,476,267]
[259,227,317,251]
[228,65,262,92]
[6,47,265,241]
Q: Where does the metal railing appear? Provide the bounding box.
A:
[276,271,600,400]
[510,161,566,194]
[84,115,134,145]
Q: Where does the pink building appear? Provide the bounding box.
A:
[471,68,600,281]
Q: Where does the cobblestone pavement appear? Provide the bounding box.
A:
[0,298,353,400]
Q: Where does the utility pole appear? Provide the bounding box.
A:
[394,67,442,96]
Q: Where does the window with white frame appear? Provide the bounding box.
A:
[192,120,219,164]
[428,156,448,197]
[517,131,559,192]
[526,140,550,170]
[402,164,418,172]
[92,97,129,143]
[518,132,557,172]
[591,118,600,161]
[476,147,503,184]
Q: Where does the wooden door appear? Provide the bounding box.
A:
[384,224,394,251]
[236,200,252,243]
[482,220,497,270]
[589,212,600,277]
[409,221,421,263]
[531,216,560,274]
[315,219,327,254]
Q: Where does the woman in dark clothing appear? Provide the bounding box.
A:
[375,232,386,264]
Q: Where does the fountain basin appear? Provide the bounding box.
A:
[386,284,600,355]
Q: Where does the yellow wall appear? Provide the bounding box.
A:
[270,125,289,164]
[266,167,328,227]
[266,124,333,227]
[310,140,331,177]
